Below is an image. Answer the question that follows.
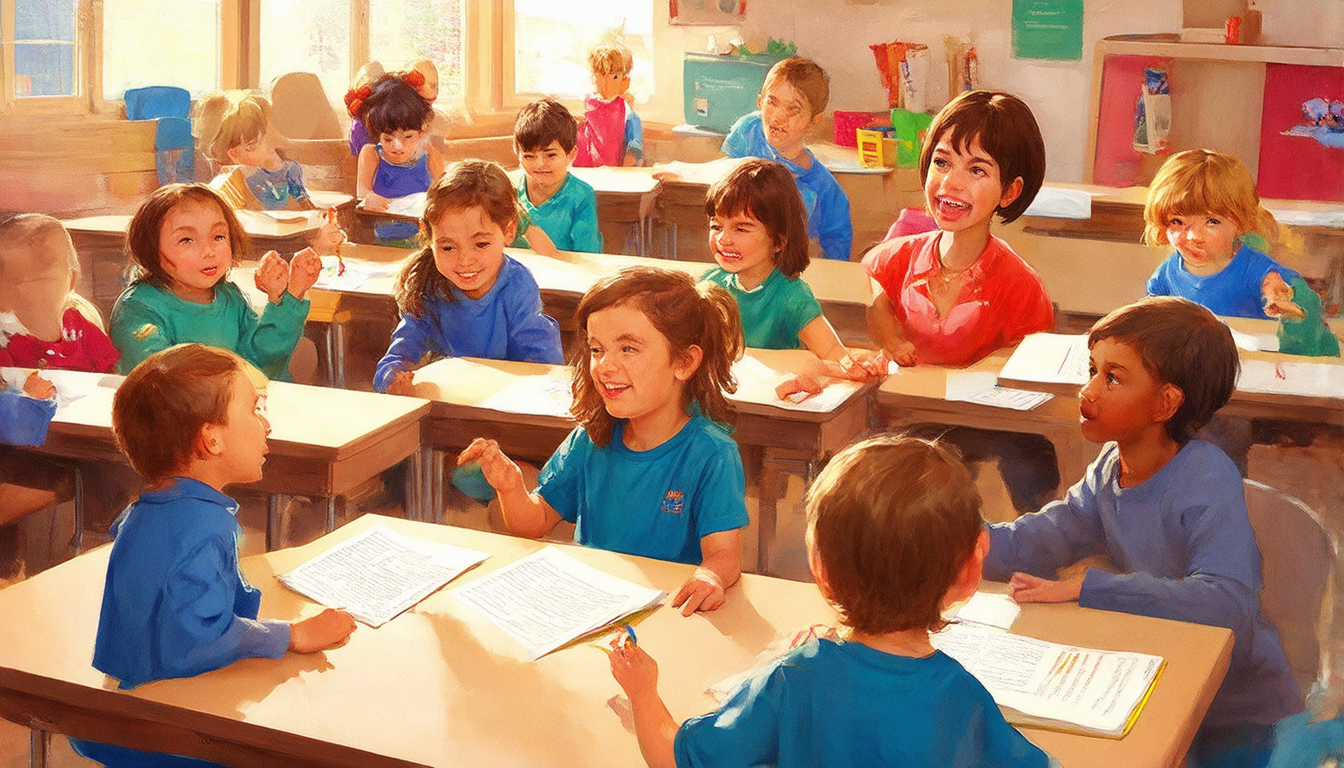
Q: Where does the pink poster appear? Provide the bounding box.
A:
[1257,63,1344,202]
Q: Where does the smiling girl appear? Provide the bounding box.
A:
[459,267,748,616]
[374,160,563,395]
[863,89,1053,368]
[109,183,321,381]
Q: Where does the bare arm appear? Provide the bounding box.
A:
[866,280,917,366]
[671,529,741,615]
[609,643,679,768]
[457,438,562,538]
[525,224,560,258]
[426,144,446,181]
[356,144,387,210]
[797,315,887,381]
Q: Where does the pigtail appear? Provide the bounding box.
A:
[1247,206,1302,257]
[688,281,743,430]
[392,243,451,318]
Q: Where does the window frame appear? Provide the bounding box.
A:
[0,0,91,115]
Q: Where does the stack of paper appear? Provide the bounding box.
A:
[454,547,666,659]
[945,371,1053,411]
[931,623,1164,737]
[997,333,1090,387]
[279,524,490,627]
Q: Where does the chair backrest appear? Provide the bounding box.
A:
[269,72,343,141]
[124,86,191,120]
[1244,479,1335,696]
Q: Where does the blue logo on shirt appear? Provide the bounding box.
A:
[660,490,685,515]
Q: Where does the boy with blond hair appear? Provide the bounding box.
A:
[575,41,642,168]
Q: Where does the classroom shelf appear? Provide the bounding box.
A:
[1098,34,1344,68]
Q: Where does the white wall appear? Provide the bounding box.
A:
[642,0,1185,182]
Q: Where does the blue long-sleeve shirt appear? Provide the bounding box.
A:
[0,387,56,445]
[722,111,853,261]
[374,254,563,392]
[985,440,1302,727]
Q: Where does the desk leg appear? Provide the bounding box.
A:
[333,319,347,390]
[29,724,50,768]
[71,465,84,554]
[267,495,282,551]
[757,450,814,578]
[325,496,337,533]
[403,448,423,522]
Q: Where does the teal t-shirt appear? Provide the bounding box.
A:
[110,278,309,381]
[535,413,749,565]
[702,266,823,350]
[510,172,604,253]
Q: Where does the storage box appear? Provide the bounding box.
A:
[856,128,900,168]
[683,52,785,132]
[832,110,888,148]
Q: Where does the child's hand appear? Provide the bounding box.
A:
[672,568,726,615]
[22,371,56,400]
[649,165,682,182]
[362,191,391,212]
[457,438,525,494]
[287,247,323,300]
[888,341,918,367]
[288,608,356,653]
[775,373,822,403]
[622,151,638,167]
[254,251,291,304]
[838,349,889,381]
[1262,272,1307,320]
[313,207,347,256]
[385,369,417,396]
[608,636,659,698]
[1007,572,1083,604]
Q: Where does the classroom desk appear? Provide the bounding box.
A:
[24,371,429,550]
[0,514,1233,768]
[63,191,355,322]
[408,348,874,576]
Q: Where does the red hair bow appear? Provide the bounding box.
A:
[402,70,425,89]
[344,85,372,117]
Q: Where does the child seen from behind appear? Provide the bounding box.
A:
[609,435,1055,768]
[701,159,884,380]
[109,183,321,381]
[511,97,604,254]
[720,57,851,261]
[459,267,747,615]
[0,214,118,372]
[574,41,642,168]
[69,344,354,767]
[985,297,1301,768]
[374,160,564,395]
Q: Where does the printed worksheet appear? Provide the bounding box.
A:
[997,333,1090,386]
[475,372,574,418]
[945,371,1053,411]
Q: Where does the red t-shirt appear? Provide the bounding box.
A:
[0,307,120,372]
[863,231,1054,366]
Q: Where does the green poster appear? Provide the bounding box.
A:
[1012,0,1084,61]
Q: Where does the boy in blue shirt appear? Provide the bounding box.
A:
[608,434,1055,768]
[69,344,355,767]
[984,296,1302,768]
[510,97,604,254]
[721,56,852,261]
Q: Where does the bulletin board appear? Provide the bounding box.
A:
[670,0,747,26]
[1257,63,1344,203]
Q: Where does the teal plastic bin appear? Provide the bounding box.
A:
[683,53,784,132]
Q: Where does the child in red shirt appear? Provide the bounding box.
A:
[0,214,119,372]
[863,90,1053,367]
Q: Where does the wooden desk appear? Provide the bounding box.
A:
[409,348,874,576]
[567,166,661,257]
[0,514,1232,768]
[27,371,429,550]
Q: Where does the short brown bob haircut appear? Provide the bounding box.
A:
[571,267,743,447]
[394,159,522,317]
[808,434,982,634]
[704,159,810,279]
[112,344,260,485]
[1088,296,1238,444]
[514,97,578,154]
[125,183,249,287]
[762,57,830,117]
[919,89,1046,224]
[0,213,81,279]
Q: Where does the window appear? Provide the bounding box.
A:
[258,0,350,101]
[102,0,222,100]
[369,0,464,103]
[1,0,79,110]
[510,0,652,104]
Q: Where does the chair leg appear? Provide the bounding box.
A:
[29,724,50,768]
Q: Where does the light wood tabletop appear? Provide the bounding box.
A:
[0,514,1232,768]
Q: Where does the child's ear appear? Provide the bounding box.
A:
[1153,382,1185,424]
[674,344,704,382]
[807,543,833,599]
[226,145,241,165]
[502,219,518,244]
[197,422,225,459]
[998,176,1025,210]
[946,529,990,606]
[565,145,578,164]
[808,110,824,130]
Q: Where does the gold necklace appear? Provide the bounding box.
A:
[937,256,971,284]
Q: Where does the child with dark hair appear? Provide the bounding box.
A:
[459,267,747,616]
[985,296,1301,768]
[511,97,603,253]
[374,159,563,395]
[69,344,355,767]
[355,70,446,243]
[608,435,1055,768]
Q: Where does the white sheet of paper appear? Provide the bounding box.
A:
[1023,186,1094,220]
[931,623,1163,735]
[1,367,109,407]
[945,371,1053,411]
[1238,358,1344,399]
[384,192,427,218]
[279,523,489,628]
[998,333,1090,386]
[1229,328,1280,353]
[453,547,666,659]
[316,255,392,292]
[475,372,574,418]
[953,592,1021,631]
[731,355,860,413]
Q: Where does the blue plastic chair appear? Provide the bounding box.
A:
[124,86,194,184]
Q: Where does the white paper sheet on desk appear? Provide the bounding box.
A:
[316,255,388,292]
[279,523,489,628]
[475,372,574,418]
[952,592,1021,631]
[1229,327,1280,353]
[731,355,860,413]
[453,546,666,659]
[997,333,1089,386]
[1264,205,1344,229]
[0,367,110,406]
[1023,186,1093,220]
[384,192,427,218]
[945,371,1053,411]
[1239,358,1344,399]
